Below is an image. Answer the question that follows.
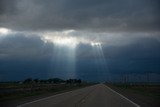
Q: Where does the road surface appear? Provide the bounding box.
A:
[17,84,140,107]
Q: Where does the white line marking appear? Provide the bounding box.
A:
[104,84,140,107]
[17,90,72,107]
[17,85,95,107]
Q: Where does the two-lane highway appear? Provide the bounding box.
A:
[17,84,140,107]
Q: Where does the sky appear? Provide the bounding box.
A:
[0,0,160,82]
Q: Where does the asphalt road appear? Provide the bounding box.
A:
[17,84,140,107]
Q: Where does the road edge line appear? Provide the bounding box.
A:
[17,85,95,107]
[104,84,140,107]
[17,90,73,107]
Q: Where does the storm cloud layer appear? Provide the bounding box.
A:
[0,0,160,32]
[0,31,160,81]
[0,0,160,82]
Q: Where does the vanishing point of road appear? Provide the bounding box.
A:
[17,84,140,107]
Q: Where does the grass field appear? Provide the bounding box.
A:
[105,83,160,107]
[0,82,91,101]
[112,84,160,99]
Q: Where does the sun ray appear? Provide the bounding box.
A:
[0,27,11,35]
[91,42,111,82]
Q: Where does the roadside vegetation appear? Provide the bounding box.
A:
[0,78,91,101]
[105,82,160,107]
[106,83,160,99]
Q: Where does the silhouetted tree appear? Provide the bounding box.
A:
[23,78,32,84]
[66,79,82,84]
[33,79,39,83]
[39,79,47,83]
[77,79,81,84]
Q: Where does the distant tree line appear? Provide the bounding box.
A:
[23,78,82,84]
[66,79,81,84]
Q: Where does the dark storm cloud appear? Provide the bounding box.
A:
[0,32,160,81]
[0,0,159,32]
[0,0,160,82]
[0,32,55,60]
[103,37,160,74]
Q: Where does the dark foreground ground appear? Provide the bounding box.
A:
[17,84,138,107]
[0,82,91,107]
[106,83,160,107]
[0,83,159,107]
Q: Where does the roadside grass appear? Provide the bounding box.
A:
[109,84,160,99]
[0,83,91,101]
